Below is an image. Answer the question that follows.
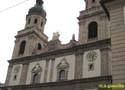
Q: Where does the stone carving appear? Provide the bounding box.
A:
[14,65,20,73]
[86,50,97,62]
[32,63,42,73]
[57,58,69,70]
[56,58,69,81]
[31,63,42,84]
[52,32,60,40]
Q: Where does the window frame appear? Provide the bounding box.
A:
[88,21,98,40]
[18,40,26,55]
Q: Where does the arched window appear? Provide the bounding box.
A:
[59,70,65,80]
[37,43,42,50]
[32,73,39,84]
[34,18,38,24]
[88,22,98,39]
[18,40,26,55]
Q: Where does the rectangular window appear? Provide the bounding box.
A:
[88,63,94,71]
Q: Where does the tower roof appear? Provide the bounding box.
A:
[28,0,46,18]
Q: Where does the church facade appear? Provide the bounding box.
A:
[2,0,125,90]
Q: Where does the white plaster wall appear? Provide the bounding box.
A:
[52,55,75,82]
[46,59,52,82]
[9,64,23,86]
[83,49,101,78]
[26,60,46,84]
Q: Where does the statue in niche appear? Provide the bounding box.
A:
[31,63,42,84]
[52,32,60,40]
[56,58,69,81]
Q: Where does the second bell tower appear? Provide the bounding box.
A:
[78,0,110,44]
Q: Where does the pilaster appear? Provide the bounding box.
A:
[19,63,29,85]
[49,58,55,81]
[44,59,49,82]
[75,50,83,79]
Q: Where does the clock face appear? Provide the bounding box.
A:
[86,50,97,62]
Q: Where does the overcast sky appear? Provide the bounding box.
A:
[0,0,85,83]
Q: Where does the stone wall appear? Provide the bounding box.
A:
[105,0,125,84]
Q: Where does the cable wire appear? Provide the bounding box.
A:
[0,0,29,13]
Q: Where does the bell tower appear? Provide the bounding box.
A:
[78,0,110,44]
[12,0,48,59]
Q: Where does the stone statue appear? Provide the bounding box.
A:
[72,34,75,41]
[52,32,60,40]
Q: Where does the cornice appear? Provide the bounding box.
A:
[8,39,111,64]
[3,75,112,89]
[78,6,104,20]
[16,28,48,43]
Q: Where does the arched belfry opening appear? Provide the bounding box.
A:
[37,43,42,50]
[88,22,98,39]
[18,40,26,55]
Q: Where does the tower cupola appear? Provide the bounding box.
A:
[25,0,47,32]
[28,0,46,18]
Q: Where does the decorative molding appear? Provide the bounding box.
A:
[8,39,111,65]
[78,6,104,20]
[2,76,112,89]
[86,50,97,62]
[56,58,69,81]
[31,63,42,84]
